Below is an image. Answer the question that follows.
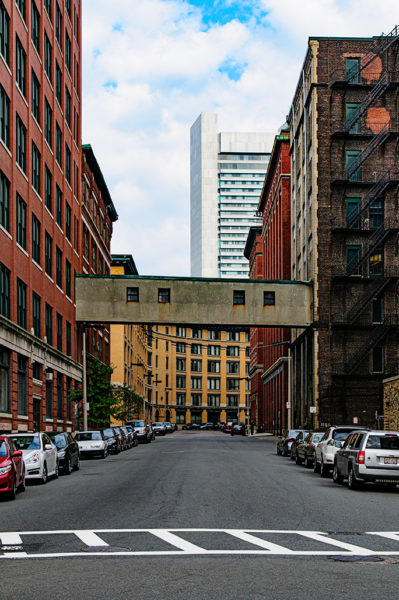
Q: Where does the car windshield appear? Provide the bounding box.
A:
[313,433,324,443]
[134,421,145,427]
[10,435,41,450]
[153,423,163,427]
[287,430,301,438]
[102,429,114,438]
[113,428,121,434]
[366,435,399,450]
[75,432,102,441]
[48,433,66,448]
[333,430,353,441]
[0,440,8,457]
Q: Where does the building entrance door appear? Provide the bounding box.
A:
[33,398,41,432]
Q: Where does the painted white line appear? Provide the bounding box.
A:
[0,533,23,545]
[297,532,373,555]
[224,530,293,554]
[367,532,399,542]
[148,530,206,553]
[74,531,109,547]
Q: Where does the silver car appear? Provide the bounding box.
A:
[75,431,108,458]
[152,422,166,436]
[333,430,399,489]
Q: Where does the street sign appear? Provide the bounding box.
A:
[310,406,316,414]
[353,417,358,424]
[286,402,291,409]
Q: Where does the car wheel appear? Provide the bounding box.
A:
[102,449,108,458]
[347,466,361,490]
[54,461,59,479]
[74,455,80,471]
[333,463,343,484]
[296,453,302,465]
[320,459,329,478]
[8,476,17,500]
[64,457,72,475]
[304,456,309,468]
[41,463,48,485]
[19,469,26,492]
[276,447,281,455]
[313,458,320,473]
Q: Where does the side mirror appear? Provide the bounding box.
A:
[13,450,23,458]
[45,444,53,450]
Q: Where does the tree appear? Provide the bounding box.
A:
[72,356,114,428]
[111,385,144,423]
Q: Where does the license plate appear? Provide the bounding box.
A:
[384,457,398,464]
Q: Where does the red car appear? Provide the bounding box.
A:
[0,436,25,500]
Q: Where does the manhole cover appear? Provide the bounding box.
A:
[329,555,383,563]
[82,546,129,553]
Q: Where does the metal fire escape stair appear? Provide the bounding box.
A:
[345,278,391,324]
[346,25,399,83]
[346,122,391,180]
[345,322,392,375]
[346,221,392,276]
[345,73,390,131]
[347,170,391,228]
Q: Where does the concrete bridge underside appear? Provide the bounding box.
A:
[76,275,313,328]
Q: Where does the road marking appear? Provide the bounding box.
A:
[74,531,109,547]
[148,530,207,553]
[297,532,374,555]
[0,533,23,545]
[224,530,293,554]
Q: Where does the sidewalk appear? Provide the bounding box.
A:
[249,432,274,438]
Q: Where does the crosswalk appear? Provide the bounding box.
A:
[2,529,399,559]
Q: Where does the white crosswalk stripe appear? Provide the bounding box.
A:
[1,529,399,559]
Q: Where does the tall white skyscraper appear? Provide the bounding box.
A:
[190,113,274,278]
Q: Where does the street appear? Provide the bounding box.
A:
[1,432,399,599]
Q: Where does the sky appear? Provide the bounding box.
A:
[82,0,398,276]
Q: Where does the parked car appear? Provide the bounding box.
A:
[224,421,237,433]
[163,422,174,434]
[128,420,153,443]
[152,422,167,436]
[102,427,121,453]
[124,425,138,447]
[333,430,399,489]
[182,423,200,430]
[296,432,324,467]
[276,430,307,457]
[290,430,311,459]
[112,426,128,450]
[120,425,134,448]
[8,432,58,484]
[314,425,367,477]
[200,423,214,430]
[0,436,25,499]
[75,431,108,458]
[231,423,246,436]
[47,432,80,474]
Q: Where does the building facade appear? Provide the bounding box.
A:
[190,113,274,279]
[245,131,291,433]
[287,30,399,429]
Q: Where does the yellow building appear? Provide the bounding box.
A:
[150,326,250,426]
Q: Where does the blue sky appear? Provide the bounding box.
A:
[82,0,398,276]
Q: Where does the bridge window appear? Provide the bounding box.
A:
[264,291,275,306]
[233,290,245,305]
[126,287,139,302]
[158,288,170,303]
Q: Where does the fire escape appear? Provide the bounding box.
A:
[331,27,399,377]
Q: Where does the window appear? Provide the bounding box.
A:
[226,346,239,357]
[44,33,52,83]
[208,345,220,356]
[16,115,26,172]
[32,142,41,195]
[55,62,62,105]
[191,359,202,372]
[56,313,62,351]
[176,357,186,371]
[158,288,170,303]
[45,304,53,345]
[0,1,9,64]
[369,248,383,276]
[190,344,201,355]
[125,287,139,302]
[191,393,201,406]
[65,202,71,240]
[17,356,27,415]
[264,291,275,306]
[226,331,240,341]
[44,0,52,21]
[32,214,41,265]
[0,262,10,318]
[55,3,62,48]
[208,330,220,340]
[45,232,52,277]
[191,376,202,390]
[208,360,220,373]
[44,166,52,212]
[192,327,202,339]
[227,395,239,407]
[65,321,72,358]
[227,361,240,374]
[207,394,220,407]
[65,259,71,297]
[176,375,186,389]
[73,216,79,250]
[346,57,360,83]
[65,0,71,19]
[31,1,40,55]
[56,123,62,165]
[176,392,185,406]
[65,86,71,128]
[0,84,10,148]
[83,225,89,260]
[373,346,384,373]
[0,348,10,412]
[373,295,384,324]
[346,245,361,276]
[65,143,71,184]
[43,100,52,149]
[346,103,361,134]
[32,292,41,337]
[370,199,384,230]
[16,194,26,249]
[46,373,52,417]
[16,0,26,20]
[207,377,220,390]
[56,372,63,416]
[233,290,245,305]
[346,150,361,182]
[176,342,185,353]
[56,185,62,227]
[17,279,27,328]
[0,170,9,231]
[32,361,41,380]
[16,36,26,96]
[227,378,240,391]
[346,198,361,228]
[31,70,40,125]
[56,246,62,288]
[65,31,71,73]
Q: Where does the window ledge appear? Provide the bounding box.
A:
[18,415,29,420]
[0,412,12,418]
[45,205,54,219]
[16,163,28,182]
[0,225,12,240]
[0,136,12,157]
[32,260,42,272]
[56,284,64,295]
[16,243,28,257]
[45,273,54,284]
[16,84,28,107]
[32,378,43,387]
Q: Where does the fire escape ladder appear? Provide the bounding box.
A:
[346,25,399,83]
[346,278,391,324]
[345,72,390,131]
[346,222,390,276]
[346,122,391,180]
[346,324,391,375]
[347,170,390,228]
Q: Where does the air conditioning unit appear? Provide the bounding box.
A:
[45,372,53,381]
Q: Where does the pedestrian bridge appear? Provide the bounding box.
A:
[76,275,313,328]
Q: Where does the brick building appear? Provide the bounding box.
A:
[245,130,291,433]
[287,29,399,428]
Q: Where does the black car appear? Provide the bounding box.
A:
[182,423,200,430]
[47,431,80,474]
[276,430,307,457]
[290,430,311,460]
[112,426,127,450]
[295,432,324,467]
[102,428,121,454]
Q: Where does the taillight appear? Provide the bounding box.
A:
[358,450,365,464]
[288,438,294,443]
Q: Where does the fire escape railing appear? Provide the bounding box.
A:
[346,122,391,181]
[345,218,397,277]
[345,73,390,131]
[345,317,397,375]
[345,277,391,324]
[346,25,399,83]
[346,170,391,228]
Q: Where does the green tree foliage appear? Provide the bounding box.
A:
[111,385,144,423]
[72,356,114,428]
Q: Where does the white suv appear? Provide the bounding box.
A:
[314,426,366,477]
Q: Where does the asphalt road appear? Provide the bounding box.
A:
[2,431,399,600]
